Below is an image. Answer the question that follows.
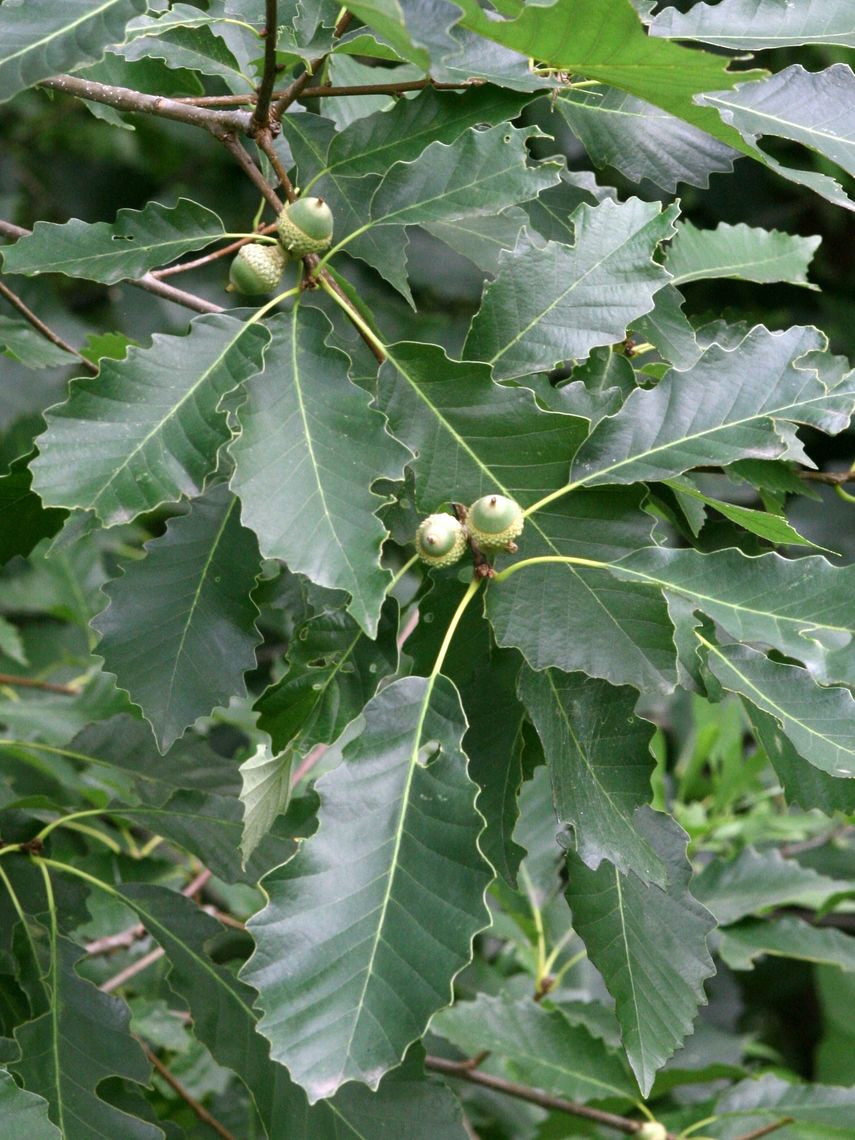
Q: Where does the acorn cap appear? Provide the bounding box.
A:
[276,197,334,256]
[228,242,286,294]
[467,494,524,550]
[415,513,467,568]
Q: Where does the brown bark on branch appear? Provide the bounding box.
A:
[425,1056,674,1137]
[39,74,252,136]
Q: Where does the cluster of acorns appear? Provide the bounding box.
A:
[227,196,334,294]
[415,494,525,568]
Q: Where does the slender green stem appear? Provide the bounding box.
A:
[679,1116,719,1139]
[542,926,579,977]
[221,232,279,244]
[551,948,588,989]
[243,284,302,325]
[834,460,855,503]
[35,860,65,1136]
[518,863,547,983]
[388,553,419,591]
[35,808,123,846]
[318,275,387,355]
[0,863,52,1013]
[492,554,609,584]
[523,481,581,518]
[429,578,482,684]
[60,821,122,853]
[315,222,373,274]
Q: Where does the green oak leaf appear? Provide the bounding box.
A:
[375,340,587,511]
[92,486,262,751]
[323,86,532,178]
[10,935,159,1139]
[464,197,678,379]
[0,0,147,104]
[1,199,228,283]
[0,1070,59,1140]
[611,546,855,688]
[433,993,638,1103]
[239,741,293,868]
[720,917,855,973]
[230,306,409,637]
[487,489,678,694]
[665,220,820,288]
[242,674,493,1102]
[571,325,855,487]
[452,0,760,151]
[698,65,855,211]
[694,846,848,926]
[566,812,716,1095]
[702,640,855,778]
[366,124,561,229]
[32,313,270,525]
[255,599,399,753]
[653,0,855,52]
[519,666,665,884]
[714,1074,855,1137]
[556,86,737,193]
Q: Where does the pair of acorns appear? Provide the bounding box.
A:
[227,196,334,294]
[415,494,525,568]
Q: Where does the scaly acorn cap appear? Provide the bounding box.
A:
[276,196,334,256]
[415,513,467,568]
[227,242,287,294]
[466,494,524,550]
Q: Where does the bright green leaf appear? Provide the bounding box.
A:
[452,0,759,151]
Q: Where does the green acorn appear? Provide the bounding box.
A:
[415,513,467,568]
[227,242,287,294]
[466,494,524,551]
[276,196,334,256]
